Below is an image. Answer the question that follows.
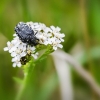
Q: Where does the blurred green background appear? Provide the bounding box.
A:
[0,0,100,100]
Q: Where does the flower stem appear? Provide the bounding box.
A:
[15,60,35,100]
[15,46,53,100]
[35,46,54,64]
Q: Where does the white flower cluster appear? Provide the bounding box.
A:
[4,22,65,67]
[4,34,38,67]
[27,22,65,50]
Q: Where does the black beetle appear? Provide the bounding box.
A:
[15,22,39,46]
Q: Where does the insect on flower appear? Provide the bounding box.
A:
[4,21,65,67]
[15,22,39,46]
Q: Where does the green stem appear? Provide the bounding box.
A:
[15,46,53,100]
[15,61,35,100]
[35,46,54,64]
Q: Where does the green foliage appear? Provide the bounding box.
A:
[0,0,100,100]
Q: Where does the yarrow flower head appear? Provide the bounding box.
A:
[4,22,65,67]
